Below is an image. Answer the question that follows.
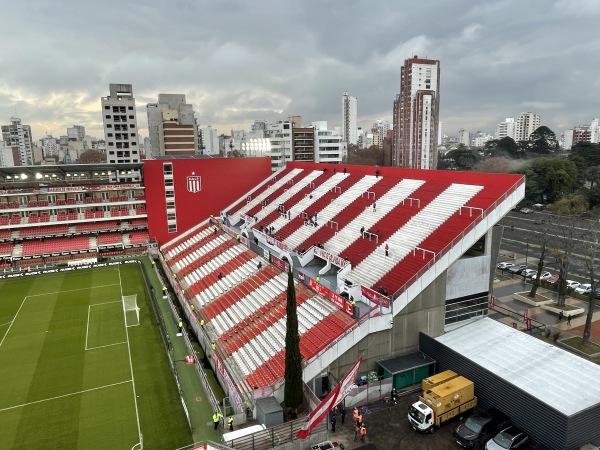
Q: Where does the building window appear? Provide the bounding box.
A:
[106,124,112,128]
[105,115,111,119]
[130,133,136,137]
[130,124,136,128]
[108,142,114,146]
[129,115,134,119]
[104,106,109,110]
[128,106,133,110]
[107,133,113,137]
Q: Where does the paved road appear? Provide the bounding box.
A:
[497,210,599,284]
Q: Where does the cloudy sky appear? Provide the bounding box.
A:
[1,0,599,142]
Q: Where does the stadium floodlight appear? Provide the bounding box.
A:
[122,294,140,327]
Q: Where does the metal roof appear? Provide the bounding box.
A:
[436,318,600,416]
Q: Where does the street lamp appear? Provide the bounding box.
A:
[525,238,529,267]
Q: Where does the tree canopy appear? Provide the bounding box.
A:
[516,157,579,203]
[527,126,560,154]
[77,149,106,164]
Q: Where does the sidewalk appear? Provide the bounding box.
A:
[491,277,600,340]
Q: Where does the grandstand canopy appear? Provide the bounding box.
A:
[0,163,144,187]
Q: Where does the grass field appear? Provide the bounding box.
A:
[0,264,193,450]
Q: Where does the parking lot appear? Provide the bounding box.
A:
[324,392,488,450]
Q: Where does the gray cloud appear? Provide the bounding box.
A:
[0,0,598,142]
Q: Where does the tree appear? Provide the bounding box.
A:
[516,157,579,203]
[473,157,513,173]
[528,126,560,154]
[485,137,521,159]
[284,269,303,414]
[581,221,600,347]
[549,201,587,306]
[445,145,481,171]
[345,145,383,166]
[528,222,551,298]
[78,149,106,164]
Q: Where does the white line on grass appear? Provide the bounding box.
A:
[27,283,120,297]
[85,305,91,350]
[0,297,28,349]
[0,380,132,413]
[118,266,143,447]
[0,321,12,328]
[86,341,127,351]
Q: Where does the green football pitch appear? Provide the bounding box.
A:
[0,264,193,450]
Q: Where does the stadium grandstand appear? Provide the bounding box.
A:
[156,160,524,417]
[0,158,524,434]
[0,163,150,268]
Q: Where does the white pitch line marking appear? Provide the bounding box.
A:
[0,380,132,413]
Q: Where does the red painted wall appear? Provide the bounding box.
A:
[143,158,272,245]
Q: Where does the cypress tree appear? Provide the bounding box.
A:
[284,268,303,415]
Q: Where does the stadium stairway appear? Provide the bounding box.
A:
[225,166,297,221]
[349,183,484,289]
[245,170,325,221]
[228,168,304,224]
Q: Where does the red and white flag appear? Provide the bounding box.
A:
[296,356,363,439]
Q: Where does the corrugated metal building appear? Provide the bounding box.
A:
[419,318,600,450]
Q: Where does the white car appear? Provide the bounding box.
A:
[566,280,580,290]
[575,284,592,295]
[522,269,537,278]
[497,262,514,270]
[531,271,552,281]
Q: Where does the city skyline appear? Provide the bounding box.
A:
[0,0,598,142]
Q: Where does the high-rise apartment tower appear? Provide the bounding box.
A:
[392,56,440,169]
[342,92,358,146]
[101,84,140,169]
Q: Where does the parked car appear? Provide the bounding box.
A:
[545,275,560,285]
[508,264,527,274]
[453,408,510,449]
[497,262,514,270]
[519,208,534,214]
[485,426,530,450]
[566,280,580,290]
[575,284,591,295]
[534,218,546,225]
[530,271,552,281]
[522,269,537,278]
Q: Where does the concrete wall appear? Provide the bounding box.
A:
[326,272,447,380]
[446,255,490,300]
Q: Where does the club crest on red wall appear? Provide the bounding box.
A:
[187,172,202,193]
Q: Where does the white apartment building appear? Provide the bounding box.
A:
[342,92,358,146]
[67,125,85,141]
[515,112,540,141]
[458,129,470,147]
[264,121,293,171]
[471,132,494,148]
[495,118,516,140]
[146,94,199,157]
[40,135,61,158]
[200,126,219,156]
[312,121,347,164]
[563,130,574,150]
[0,140,16,167]
[1,117,33,166]
[101,84,140,181]
[591,118,600,144]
